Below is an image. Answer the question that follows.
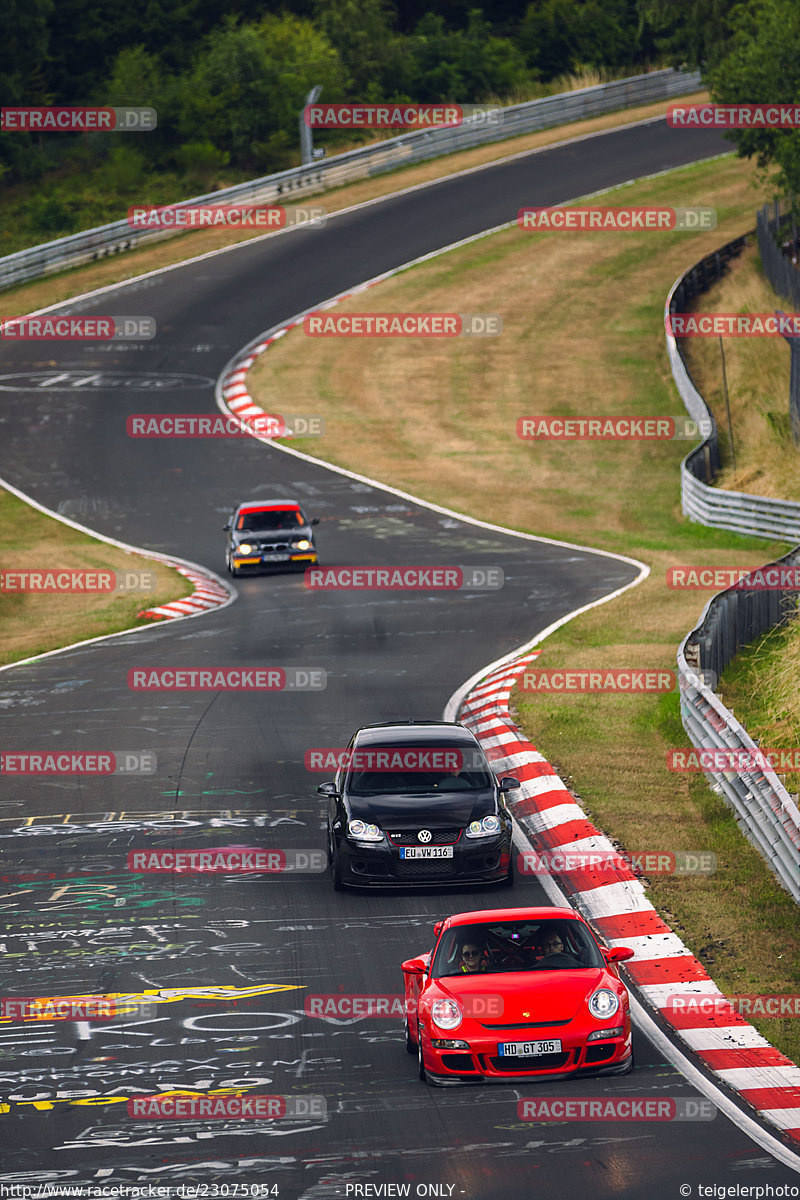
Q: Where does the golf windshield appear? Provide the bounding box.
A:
[345,744,493,794]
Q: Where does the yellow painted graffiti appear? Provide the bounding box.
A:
[0,1086,265,1114]
[0,981,305,1023]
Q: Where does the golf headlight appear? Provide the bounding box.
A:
[431,999,463,1030]
[292,539,312,550]
[347,819,382,842]
[588,988,620,1019]
[237,543,253,555]
[465,814,501,838]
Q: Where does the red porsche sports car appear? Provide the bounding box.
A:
[402,906,635,1085]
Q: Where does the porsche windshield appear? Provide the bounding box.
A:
[345,744,493,794]
[432,919,605,976]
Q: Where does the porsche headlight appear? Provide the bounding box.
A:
[465,814,501,838]
[236,543,254,555]
[292,539,312,551]
[347,819,382,842]
[431,999,463,1030]
[588,988,620,1019]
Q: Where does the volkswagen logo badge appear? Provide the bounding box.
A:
[417,829,432,843]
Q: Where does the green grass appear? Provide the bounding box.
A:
[0,489,192,667]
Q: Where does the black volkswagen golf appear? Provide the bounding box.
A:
[319,721,519,889]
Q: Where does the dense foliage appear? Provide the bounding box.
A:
[1,0,798,241]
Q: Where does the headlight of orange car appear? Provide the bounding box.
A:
[431,999,463,1030]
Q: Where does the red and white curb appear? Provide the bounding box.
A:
[138,558,231,621]
[459,650,800,1147]
[218,269,435,437]
[220,342,287,438]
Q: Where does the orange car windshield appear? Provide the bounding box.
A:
[432,921,603,976]
[237,509,303,531]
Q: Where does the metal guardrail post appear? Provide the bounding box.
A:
[300,86,322,166]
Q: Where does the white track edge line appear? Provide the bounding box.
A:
[0,473,236,675]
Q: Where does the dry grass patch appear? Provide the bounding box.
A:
[0,489,192,665]
[0,92,708,319]
[253,154,765,555]
[511,576,800,1064]
[719,615,800,778]
[682,243,800,499]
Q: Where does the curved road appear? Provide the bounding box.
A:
[1,120,796,1196]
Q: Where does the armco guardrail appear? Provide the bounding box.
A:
[0,68,701,293]
[667,235,800,541]
[757,197,800,310]
[678,556,800,902]
[757,199,800,442]
[669,239,800,900]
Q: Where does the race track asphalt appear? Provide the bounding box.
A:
[2,119,797,1196]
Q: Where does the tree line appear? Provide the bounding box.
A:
[1,0,798,219]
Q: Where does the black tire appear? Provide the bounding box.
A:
[501,849,515,887]
[226,553,239,578]
[418,1036,428,1083]
[331,846,344,892]
[325,824,334,867]
[405,1016,417,1054]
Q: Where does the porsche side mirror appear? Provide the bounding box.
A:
[401,956,428,976]
[317,782,339,797]
[603,946,635,963]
